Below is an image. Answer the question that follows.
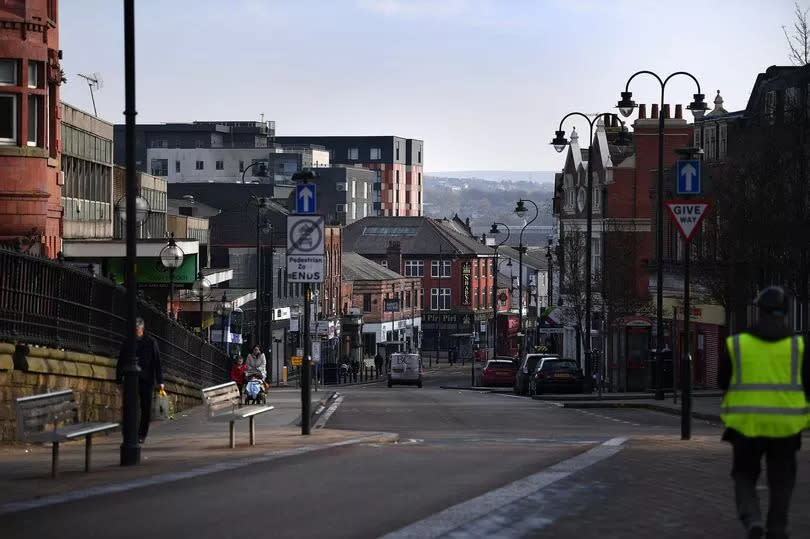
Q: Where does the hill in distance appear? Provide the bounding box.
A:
[427,170,556,185]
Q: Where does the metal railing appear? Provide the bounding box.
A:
[0,248,229,387]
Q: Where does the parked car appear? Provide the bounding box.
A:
[514,353,559,395]
[480,359,517,387]
[388,352,423,388]
[528,358,584,396]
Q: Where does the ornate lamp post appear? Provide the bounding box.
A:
[489,222,511,355]
[216,293,233,351]
[192,272,211,341]
[160,233,184,320]
[514,199,539,359]
[616,71,707,400]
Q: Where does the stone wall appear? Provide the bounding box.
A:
[0,342,202,442]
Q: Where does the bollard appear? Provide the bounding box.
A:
[283,366,288,386]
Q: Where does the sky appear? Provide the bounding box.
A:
[59,0,799,172]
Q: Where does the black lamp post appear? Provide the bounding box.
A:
[546,237,554,309]
[216,293,233,351]
[192,272,211,341]
[616,71,707,400]
[551,112,631,394]
[514,199,539,359]
[490,222,510,356]
[160,233,184,320]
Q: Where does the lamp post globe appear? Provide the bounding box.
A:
[616,91,637,118]
[116,195,151,224]
[192,275,211,300]
[160,235,184,320]
[551,130,568,153]
[514,200,528,219]
[687,93,709,119]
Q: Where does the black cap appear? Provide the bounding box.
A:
[755,286,788,316]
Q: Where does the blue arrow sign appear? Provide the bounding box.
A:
[676,160,701,195]
[296,184,316,213]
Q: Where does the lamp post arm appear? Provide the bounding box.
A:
[556,111,594,133]
[518,200,539,247]
[663,71,703,95]
[624,70,665,92]
[241,161,261,184]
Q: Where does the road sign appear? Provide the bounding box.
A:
[287,215,324,255]
[384,298,401,312]
[296,184,317,213]
[291,355,303,366]
[665,199,712,243]
[311,341,321,363]
[286,254,324,283]
[676,160,701,195]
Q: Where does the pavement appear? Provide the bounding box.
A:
[2,361,809,538]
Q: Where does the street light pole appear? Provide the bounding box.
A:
[616,71,707,400]
[514,200,538,359]
[160,233,184,320]
[551,113,630,393]
[490,223,511,356]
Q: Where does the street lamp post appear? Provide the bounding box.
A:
[216,292,233,351]
[193,272,211,341]
[551,112,630,393]
[253,196,269,356]
[489,223,511,356]
[514,199,539,359]
[616,71,707,400]
[160,233,184,320]
[546,237,554,308]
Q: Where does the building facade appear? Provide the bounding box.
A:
[290,166,377,226]
[275,135,424,217]
[0,0,63,256]
[112,167,167,240]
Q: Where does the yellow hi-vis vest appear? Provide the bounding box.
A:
[721,333,810,438]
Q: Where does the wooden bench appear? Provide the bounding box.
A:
[14,390,119,477]
[201,382,274,448]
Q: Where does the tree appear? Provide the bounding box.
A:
[783,2,810,66]
[559,225,588,364]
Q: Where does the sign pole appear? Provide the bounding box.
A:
[302,283,311,435]
[682,240,692,440]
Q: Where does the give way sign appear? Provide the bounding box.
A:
[665,200,712,243]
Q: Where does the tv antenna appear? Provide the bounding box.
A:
[76,72,103,116]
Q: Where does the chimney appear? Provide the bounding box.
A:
[386,241,402,274]
[651,104,659,119]
[639,104,647,119]
[662,104,670,119]
[675,104,683,119]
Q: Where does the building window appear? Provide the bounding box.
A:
[694,126,701,149]
[195,160,204,170]
[785,87,800,123]
[150,158,168,176]
[418,149,421,163]
[718,123,727,160]
[351,180,356,198]
[431,260,451,278]
[348,147,359,160]
[239,160,244,172]
[593,187,600,210]
[215,160,224,170]
[406,290,411,308]
[1,94,18,144]
[418,172,422,185]
[370,147,381,160]
[27,95,39,146]
[0,60,17,86]
[380,260,388,267]
[704,126,716,161]
[396,145,400,160]
[363,293,372,312]
[363,182,368,199]
[431,288,451,310]
[175,160,181,173]
[405,259,424,276]
[351,202,357,220]
[764,91,777,125]
[592,237,601,275]
[27,62,41,89]
[396,170,400,183]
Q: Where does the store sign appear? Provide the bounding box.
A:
[384,298,401,312]
[462,262,472,305]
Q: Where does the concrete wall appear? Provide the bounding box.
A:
[0,343,202,442]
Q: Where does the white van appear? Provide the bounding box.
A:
[387,353,423,388]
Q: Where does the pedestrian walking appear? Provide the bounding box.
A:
[117,317,163,444]
[374,353,383,378]
[351,357,360,382]
[246,345,267,380]
[720,286,810,539]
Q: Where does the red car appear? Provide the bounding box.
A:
[480,359,517,387]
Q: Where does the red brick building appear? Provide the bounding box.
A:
[0,0,63,257]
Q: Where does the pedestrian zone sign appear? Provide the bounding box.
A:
[665,200,712,243]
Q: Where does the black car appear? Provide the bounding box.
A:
[528,358,584,396]
[513,353,558,395]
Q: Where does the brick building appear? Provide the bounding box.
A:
[0,0,63,256]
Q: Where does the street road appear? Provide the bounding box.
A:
[0,366,748,539]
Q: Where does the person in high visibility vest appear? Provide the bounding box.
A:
[719,286,810,539]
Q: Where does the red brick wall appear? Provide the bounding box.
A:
[351,278,421,324]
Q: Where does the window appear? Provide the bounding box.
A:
[418,172,422,185]
[0,60,17,86]
[150,158,168,176]
[593,187,601,210]
[764,91,776,124]
[195,139,203,148]
[347,147,359,160]
[785,87,800,123]
[195,160,204,170]
[704,126,716,161]
[431,260,451,277]
[351,202,357,220]
[719,123,727,160]
[363,293,372,312]
[27,62,41,89]
[363,182,368,199]
[239,160,244,172]
[351,180,356,198]
[405,259,424,276]
[370,147,381,160]
[396,144,400,160]
[431,288,451,310]
[694,126,702,149]
[215,160,224,170]
[363,203,368,218]
[419,288,424,308]
[396,170,400,183]
[406,290,411,308]
[418,149,421,163]
[175,160,181,173]
[27,95,38,146]
[592,237,601,275]
[380,260,388,267]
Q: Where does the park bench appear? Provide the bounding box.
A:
[201,381,274,448]
[14,389,119,477]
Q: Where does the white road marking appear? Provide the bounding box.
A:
[381,437,628,539]
[315,394,344,428]
[0,431,396,516]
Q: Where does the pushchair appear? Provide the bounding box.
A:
[244,372,267,405]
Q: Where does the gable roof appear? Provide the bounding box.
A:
[498,245,547,270]
[342,252,407,281]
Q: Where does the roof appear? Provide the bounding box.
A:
[343,216,494,257]
[498,245,547,270]
[342,252,408,281]
[497,272,513,288]
[167,198,221,218]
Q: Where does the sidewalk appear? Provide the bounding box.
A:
[0,388,395,509]
[536,393,725,422]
